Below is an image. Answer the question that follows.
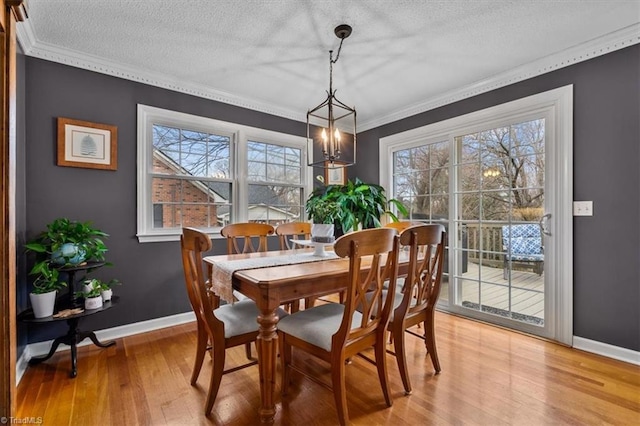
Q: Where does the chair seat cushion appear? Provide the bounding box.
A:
[361,289,416,322]
[277,303,362,352]
[507,254,544,262]
[214,299,288,339]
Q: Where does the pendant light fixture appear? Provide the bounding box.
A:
[307,24,356,168]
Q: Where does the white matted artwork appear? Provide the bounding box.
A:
[57,117,118,170]
[324,161,346,185]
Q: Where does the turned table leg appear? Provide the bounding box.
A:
[256,307,279,423]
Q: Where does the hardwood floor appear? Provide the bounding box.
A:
[16,312,640,425]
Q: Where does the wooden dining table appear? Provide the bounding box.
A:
[204,247,408,423]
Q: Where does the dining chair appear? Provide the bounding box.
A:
[220,222,275,254]
[222,222,299,311]
[383,220,423,233]
[180,227,287,415]
[277,228,401,426]
[275,221,311,250]
[388,223,446,394]
[275,222,312,311]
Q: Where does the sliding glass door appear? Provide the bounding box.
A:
[381,86,573,344]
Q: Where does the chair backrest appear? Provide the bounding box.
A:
[383,221,423,233]
[396,224,446,320]
[333,228,400,348]
[220,223,275,254]
[180,227,224,336]
[275,222,312,250]
[502,224,542,255]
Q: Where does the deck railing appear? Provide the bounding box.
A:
[463,222,541,268]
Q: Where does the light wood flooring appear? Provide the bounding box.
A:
[16,312,639,425]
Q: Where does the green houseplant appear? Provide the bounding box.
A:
[25,218,109,266]
[28,262,66,318]
[82,277,121,302]
[75,283,103,310]
[306,177,408,233]
[25,218,110,317]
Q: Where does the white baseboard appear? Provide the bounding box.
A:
[16,311,196,384]
[573,336,640,366]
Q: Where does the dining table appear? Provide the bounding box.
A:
[203,245,408,423]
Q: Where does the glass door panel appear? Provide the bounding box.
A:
[453,119,546,328]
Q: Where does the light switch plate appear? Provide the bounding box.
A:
[573,201,593,216]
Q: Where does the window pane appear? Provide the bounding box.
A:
[151,178,231,228]
[152,124,230,178]
[248,184,303,225]
[248,140,302,185]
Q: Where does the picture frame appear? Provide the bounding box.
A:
[324,161,347,185]
[57,117,118,170]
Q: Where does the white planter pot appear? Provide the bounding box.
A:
[311,223,335,243]
[30,290,57,318]
[101,289,113,302]
[85,296,103,310]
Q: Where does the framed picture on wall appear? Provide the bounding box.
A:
[57,117,118,170]
[324,161,346,185]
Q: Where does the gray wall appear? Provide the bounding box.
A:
[354,44,640,352]
[22,57,305,342]
[20,44,639,352]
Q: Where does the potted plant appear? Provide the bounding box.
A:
[83,277,121,302]
[306,177,408,234]
[28,263,67,318]
[25,218,109,267]
[75,283,103,310]
[25,218,111,315]
[305,197,341,243]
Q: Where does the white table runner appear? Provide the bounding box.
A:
[211,251,339,303]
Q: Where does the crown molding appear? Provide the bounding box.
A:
[16,20,639,132]
[359,23,640,131]
[16,19,306,124]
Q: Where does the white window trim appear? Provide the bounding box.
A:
[380,85,573,345]
[137,104,311,243]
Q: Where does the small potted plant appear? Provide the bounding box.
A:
[76,283,103,310]
[305,197,341,243]
[28,263,67,318]
[83,277,121,302]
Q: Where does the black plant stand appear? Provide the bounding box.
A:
[21,261,117,378]
[24,298,118,378]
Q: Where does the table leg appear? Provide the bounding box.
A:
[256,307,279,423]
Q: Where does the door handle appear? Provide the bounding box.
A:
[539,213,552,236]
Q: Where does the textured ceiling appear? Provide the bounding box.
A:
[18,0,640,130]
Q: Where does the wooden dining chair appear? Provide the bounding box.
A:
[180,227,287,415]
[383,220,423,233]
[277,228,401,426]
[275,222,312,311]
[221,222,299,311]
[388,223,446,394]
[220,222,275,254]
[275,221,311,250]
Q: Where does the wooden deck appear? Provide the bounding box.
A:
[441,261,545,321]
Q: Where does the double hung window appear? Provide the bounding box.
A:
[137,105,309,242]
